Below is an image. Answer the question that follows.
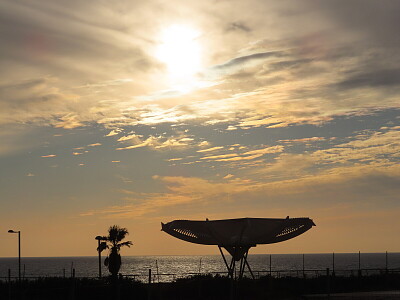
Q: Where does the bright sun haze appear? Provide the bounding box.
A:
[156,25,202,82]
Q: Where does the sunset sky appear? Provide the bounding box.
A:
[1,0,399,257]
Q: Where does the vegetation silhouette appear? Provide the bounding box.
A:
[2,273,400,300]
[98,225,133,279]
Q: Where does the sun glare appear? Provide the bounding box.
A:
[156,25,202,82]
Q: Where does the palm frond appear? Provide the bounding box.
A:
[117,241,133,249]
[105,225,132,251]
[102,225,133,277]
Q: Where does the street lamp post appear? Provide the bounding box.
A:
[8,230,21,282]
[95,236,104,278]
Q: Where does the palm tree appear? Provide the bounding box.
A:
[100,225,133,278]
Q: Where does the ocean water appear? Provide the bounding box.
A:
[1,253,399,282]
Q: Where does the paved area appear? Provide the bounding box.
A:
[303,290,400,299]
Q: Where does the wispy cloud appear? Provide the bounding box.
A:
[201,145,284,162]
[197,146,224,153]
[41,154,56,158]
[117,133,195,151]
[279,137,326,143]
[106,129,123,137]
[80,162,400,219]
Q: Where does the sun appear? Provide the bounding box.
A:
[156,25,202,82]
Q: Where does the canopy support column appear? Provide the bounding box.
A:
[218,246,230,272]
[218,246,255,280]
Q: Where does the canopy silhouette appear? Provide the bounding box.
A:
[162,217,315,279]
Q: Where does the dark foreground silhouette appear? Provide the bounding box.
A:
[1,272,399,300]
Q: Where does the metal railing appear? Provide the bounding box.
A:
[2,267,399,283]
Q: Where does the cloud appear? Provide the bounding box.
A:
[337,69,400,90]
[201,153,237,160]
[312,129,400,165]
[80,162,400,219]
[116,134,194,151]
[226,22,251,33]
[167,158,183,162]
[80,175,257,218]
[243,145,284,156]
[317,0,400,46]
[279,137,326,143]
[197,146,224,153]
[54,114,83,129]
[76,78,133,89]
[0,0,399,135]
[0,1,158,79]
[201,145,284,162]
[41,154,56,158]
[106,129,123,137]
[157,137,194,148]
[117,134,143,142]
[116,136,157,150]
[198,141,210,147]
[0,77,76,126]
[209,50,285,74]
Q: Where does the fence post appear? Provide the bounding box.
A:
[326,268,330,297]
[385,251,388,274]
[358,251,361,277]
[8,269,11,300]
[147,269,152,300]
[332,252,335,277]
[302,254,305,278]
[269,254,272,277]
[69,268,76,300]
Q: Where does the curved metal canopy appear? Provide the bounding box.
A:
[161,217,315,247]
[161,217,315,279]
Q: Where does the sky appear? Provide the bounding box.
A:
[0,0,399,257]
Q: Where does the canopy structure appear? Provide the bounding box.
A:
[161,217,315,279]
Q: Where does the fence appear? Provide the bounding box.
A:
[1,251,399,283]
[2,267,400,283]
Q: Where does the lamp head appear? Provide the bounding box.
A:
[8,230,16,233]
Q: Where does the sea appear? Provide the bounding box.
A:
[1,253,399,282]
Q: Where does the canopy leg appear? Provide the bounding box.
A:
[227,247,239,279]
[218,246,230,271]
[244,251,255,279]
[219,246,254,280]
[239,256,244,279]
[219,246,235,278]
[239,249,248,279]
[229,252,236,279]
